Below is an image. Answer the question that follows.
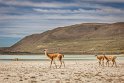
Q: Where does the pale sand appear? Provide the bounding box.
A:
[0,60,124,83]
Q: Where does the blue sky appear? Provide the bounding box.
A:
[0,0,124,47]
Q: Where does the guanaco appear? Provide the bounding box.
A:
[44,49,65,68]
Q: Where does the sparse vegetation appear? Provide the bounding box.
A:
[0,22,124,54]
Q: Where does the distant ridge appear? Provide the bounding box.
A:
[1,22,124,54]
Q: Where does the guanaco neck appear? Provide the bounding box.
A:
[44,50,50,58]
[104,55,108,60]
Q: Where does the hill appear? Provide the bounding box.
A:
[1,22,124,54]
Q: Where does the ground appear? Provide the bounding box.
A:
[0,61,124,83]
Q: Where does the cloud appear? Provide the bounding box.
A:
[0,7,16,14]
[33,7,124,15]
[33,8,100,14]
[0,6,124,38]
[0,0,78,8]
[33,9,73,14]
[100,7,124,14]
[1,12,124,38]
[0,0,124,39]
[78,0,124,3]
[0,19,84,38]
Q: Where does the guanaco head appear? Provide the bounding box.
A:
[44,49,48,52]
[95,55,97,56]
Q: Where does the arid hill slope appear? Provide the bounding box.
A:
[2,22,124,54]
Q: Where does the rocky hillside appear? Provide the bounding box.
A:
[1,22,124,54]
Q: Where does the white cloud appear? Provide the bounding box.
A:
[1,12,124,38]
[0,0,78,8]
[33,8,99,14]
[100,7,124,14]
[101,0,124,3]
[33,9,73,14]
[0,0,124,39]
[33,8,124,15]
[78,0,124,3]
